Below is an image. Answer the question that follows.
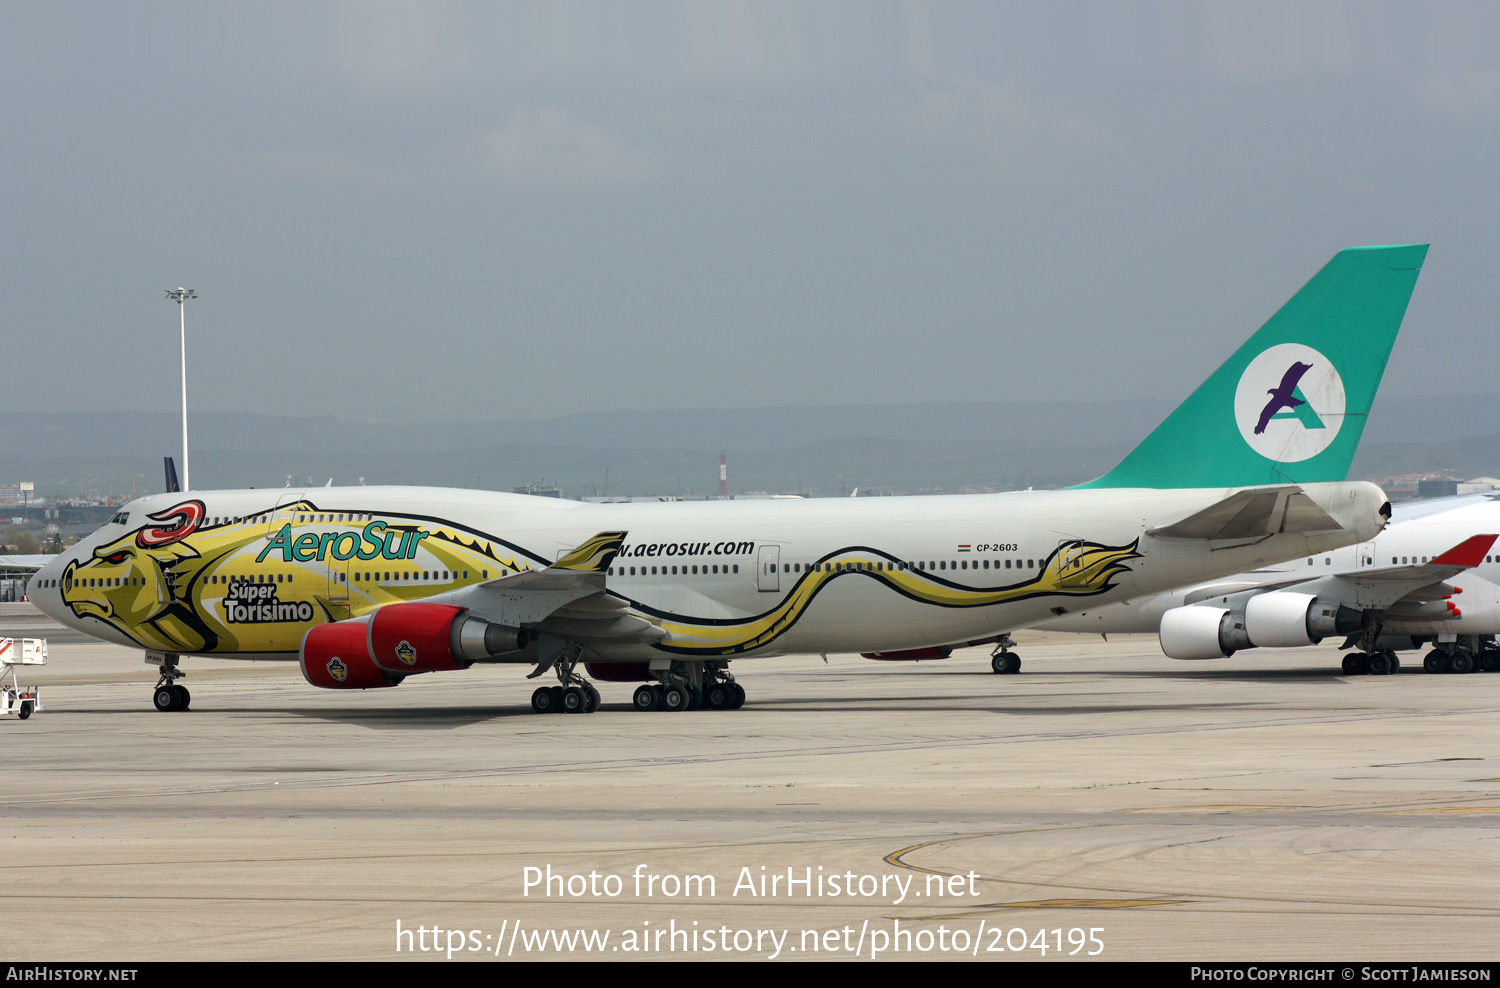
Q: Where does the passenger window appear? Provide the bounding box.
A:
[733,565,739,573]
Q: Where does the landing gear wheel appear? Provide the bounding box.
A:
[632,685,659,711]
[1367,651,1391,676]
[1451,651,1475,675]
[584,684,601,713]
[705,683,731,710]
[173,685,191,709]
[562,686,587,713]
[1342,653,1362,676]
[686,686,702,711]
[17,701,32,720]
[1389,653,1401,673]
[730,682,747,709]
[153,685,180,712]
[1481,650,1500,673]
[1423,651,1444,674]
[991,651,1021,674]
[662,683,690,712]
[531,686,558,714]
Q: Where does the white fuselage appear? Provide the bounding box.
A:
[32,482,1389,661]
[1041,493,1500,639]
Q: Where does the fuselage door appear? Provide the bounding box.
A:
[265,492,303,539]
[327,554,349,602]
[758,545,781,592]
[1357,542,1376,568]
[1056,540,1089,588]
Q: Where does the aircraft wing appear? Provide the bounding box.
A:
[443,531,665,643]
[1200,534,1497,613]
[1148,486,1344,541]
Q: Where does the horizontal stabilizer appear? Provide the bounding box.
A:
[1149,486,1340,540]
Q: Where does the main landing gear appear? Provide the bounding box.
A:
[990,635,1021,675]
[632,661,744,712]
[149,653,191,711]
[530,646,600,714]
[1339,619,1401,677]
[1421,637,1499,675]
[1341,650,1400,676]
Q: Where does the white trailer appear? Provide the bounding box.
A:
[0,638,45,720]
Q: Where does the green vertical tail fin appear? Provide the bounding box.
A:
[1079,244,1427,489]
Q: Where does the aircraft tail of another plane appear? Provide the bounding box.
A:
[1080,244,1428,489]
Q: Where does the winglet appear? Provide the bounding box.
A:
[550,532,627,573]
[1430,534,1498,568]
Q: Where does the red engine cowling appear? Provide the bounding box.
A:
[300,620,400,689]
[585,661,654,682]
[367,602,530,674]
[860,646,953,661]
[370,602,471,674]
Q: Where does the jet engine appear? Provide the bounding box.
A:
[299,603,530,689]
[1243,592,1362,648]
[369,602,529,674]
[1159,606,1253,660]
[301,620,400,689]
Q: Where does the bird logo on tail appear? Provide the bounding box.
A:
[1254,360,1314,435]
[1234,344,1345,463]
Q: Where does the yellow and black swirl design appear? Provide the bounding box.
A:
[551,531,626,573]
[60,500,533,654]
[649,539,1140,656]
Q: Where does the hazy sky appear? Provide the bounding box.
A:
[3,2,1496,421]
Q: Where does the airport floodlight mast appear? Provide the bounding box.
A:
[165,288,196,492]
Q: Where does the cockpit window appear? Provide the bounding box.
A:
[110,511,130,525]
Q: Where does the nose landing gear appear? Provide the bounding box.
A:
[147,652,191,711]
[990,635,1021,674]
